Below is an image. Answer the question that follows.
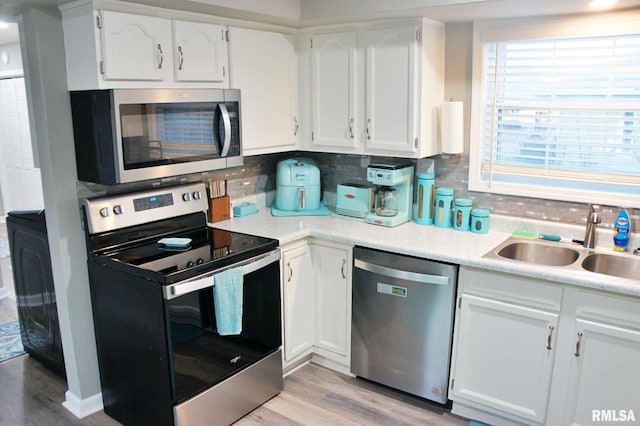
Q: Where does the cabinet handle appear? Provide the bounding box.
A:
[349,118,354,139]
[178,46,184,70]
[157,44,164,69]
[366,118,371,140]
[546,325,554,350]
[574,332,583,357]
[293,116,299,136]
[341,258,346,279]
[287,262,293,282]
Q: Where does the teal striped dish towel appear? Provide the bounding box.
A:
[213,266,244,336]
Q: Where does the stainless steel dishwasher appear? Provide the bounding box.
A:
[351,246,458,404]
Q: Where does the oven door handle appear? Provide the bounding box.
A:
[163,249,280,300]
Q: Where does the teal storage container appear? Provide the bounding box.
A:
[434,187,454,228]
[471,208,490,234]
[453,198,473,231]
[415,173,435,225]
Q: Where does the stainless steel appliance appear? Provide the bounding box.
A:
[351,246,458,404]
[365,164,414,227]
[70,89,242,185]
[83,182,282,426]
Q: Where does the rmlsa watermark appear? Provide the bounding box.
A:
[592,409,636,422]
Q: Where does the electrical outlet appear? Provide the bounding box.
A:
[360,156,370,168]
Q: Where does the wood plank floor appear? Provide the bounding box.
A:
[238,363,467,426]
[0,354,467,426]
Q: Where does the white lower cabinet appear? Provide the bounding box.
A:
[311,240,352,367]
[451,267,640,426]
[452,294,558,424]
[281,241,314,363]
[280,239,353,370]
[547,289,640,426]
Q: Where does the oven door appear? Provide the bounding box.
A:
[163,249,281,404]
[113,88,242,183]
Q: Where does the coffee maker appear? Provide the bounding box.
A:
[365,164,414,227]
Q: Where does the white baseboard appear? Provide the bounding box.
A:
[311,354,353,377]
[62,390,103,419]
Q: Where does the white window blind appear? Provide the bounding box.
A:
[469,14,640,207]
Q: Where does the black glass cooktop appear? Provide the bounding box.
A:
[88,213,278,283]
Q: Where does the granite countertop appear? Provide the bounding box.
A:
[211,209,640,298]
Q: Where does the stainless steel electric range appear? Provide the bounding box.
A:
[83,182,282,426]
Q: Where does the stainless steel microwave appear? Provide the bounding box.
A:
[69,88,242,185]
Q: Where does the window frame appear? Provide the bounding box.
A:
[468,10,640,208]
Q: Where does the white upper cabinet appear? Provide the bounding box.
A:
[303,18,444,158]
[172,21,227,83]
[60,3,230,89]
[99,10,171,82]
[363,25,419,154]
[310,31,359,150]
[228,26,298,156]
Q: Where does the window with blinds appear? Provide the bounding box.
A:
[469,14,640,206]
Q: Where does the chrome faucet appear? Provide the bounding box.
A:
[583,204,601,250]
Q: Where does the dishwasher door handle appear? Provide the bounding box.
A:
[354,258,450,285]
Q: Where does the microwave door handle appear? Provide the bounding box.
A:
[217,103,231,157]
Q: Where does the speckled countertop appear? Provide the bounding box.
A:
[211,209,640,298]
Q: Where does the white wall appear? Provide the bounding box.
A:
[444,22,473,152]
[0,42,23,78]
[20,7,102,418]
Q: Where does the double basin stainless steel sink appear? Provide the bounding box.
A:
[483,237,640,281]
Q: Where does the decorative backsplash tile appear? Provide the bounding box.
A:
[77,151,638,232]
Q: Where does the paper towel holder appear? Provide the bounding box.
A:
[441,99,464,154]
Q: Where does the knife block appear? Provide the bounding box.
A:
[208,195,231,223]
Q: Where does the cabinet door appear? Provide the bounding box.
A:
[452,294,558,424]
[312,243,351,359]
[228,27,298,155]
[363,25,420,154]
[99,10,171,81]
[172,21,228,83]
[282,245,314,362]
[561,319,640,426]
[310,31,359,150]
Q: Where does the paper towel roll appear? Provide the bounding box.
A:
[441,101,464,154]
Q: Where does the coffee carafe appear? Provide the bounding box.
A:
[365,164,414,227]
[374,186,398,217]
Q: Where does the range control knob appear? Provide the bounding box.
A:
[113,205,123,215]
[192,191,202,200]
[186,261,195,268]
[182,193,192,202]
[99,207,110,217]
[196,258,204,265]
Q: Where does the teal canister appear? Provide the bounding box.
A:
[434,187,454,228]
[453,198,473,231]
[415,173,435,225]
[471,208,490,234]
